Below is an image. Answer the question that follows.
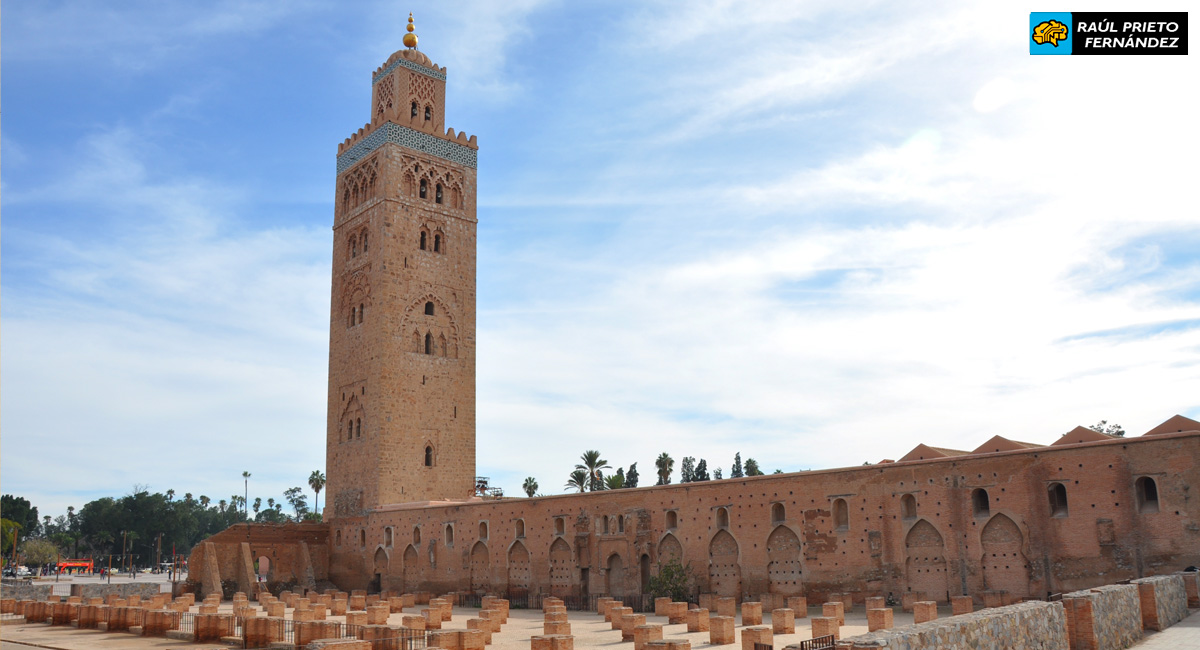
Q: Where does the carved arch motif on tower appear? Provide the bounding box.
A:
[400,157,464,210]
[340,395,365,442]
[375,73,395,118]
[340,157,379,215]
[340,268,372,329]
[402,292,459,358]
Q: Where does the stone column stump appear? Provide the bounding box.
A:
[740,626,772,650]
[867,608,893,632]
[709,615,735,645]
[686,608,709,633]
[913,601,937,624]
[811,616,839,641]
[741,602,762,626]
[771,608,794,634]
[635,623,664,650]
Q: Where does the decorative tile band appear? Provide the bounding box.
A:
[373,56,447,85]
[337,122,477,173]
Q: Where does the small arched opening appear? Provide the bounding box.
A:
[445,524,455,546]
[1135,477,1159,513]
[666,511,678,529]
[1048,483,1068,517]
[424,445,434,467]
[901,494,917,519]
[771,503,785,523]
[554,518,565,535]
[716,507,729,529]
[515,520,525,538]
[833,498,849,530]
[972,488,990,517]
[479,521,489,540]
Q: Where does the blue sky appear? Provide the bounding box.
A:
[3,1,1198,518]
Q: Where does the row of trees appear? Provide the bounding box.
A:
[1,470,329,569]
[524,450,779,496]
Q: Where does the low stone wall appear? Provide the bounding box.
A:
[0,582,53,601]
[1131,575,1188,632]
[825,601,1067,650]
[72,583,166,600]
[1061,584,1142,650]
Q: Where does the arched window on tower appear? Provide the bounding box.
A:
[1135,477,1159,513]
[361,232,368,253]
[346,421,353,441]
[411,101,418,118]
[424,332,433,355]
[435,183,443,204]
[420,231,427,250]
[1048,482,1068,517]
[350,236,358,258]
[355,418,361,438]
[424,106,432,121]
[425,445,434,467]
[833,498,849,530]
[358,304,364,324]
[425,301,435,316]
[420,179,428,199]
[349,308,355,328]
[434,234,442,253]
[972,488,990,517]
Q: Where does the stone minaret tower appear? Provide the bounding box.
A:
[326,15,478,517]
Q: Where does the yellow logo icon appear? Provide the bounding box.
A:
[1032,19,1069,46]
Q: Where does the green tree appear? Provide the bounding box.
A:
[1089,420,1126,437]
[283,487,309,519]
[647,557,695,601]
[253,498,262,517]
[522,477,539,497]
[625,463,639,488]
[731,453,744,478]
[565,469,589,493]
[693,459,710,481]
[713,468,723,479]
[680,457,695,483]
[744,458,763,476]
[576,451,611,492]
[1,519,21,557]
[604,473,625,490]
[21,538,60,568]
[309,470,326,513]
[655,453,674,486]
[1,495,40,538]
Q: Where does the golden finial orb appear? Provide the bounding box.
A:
[403,12,418,49]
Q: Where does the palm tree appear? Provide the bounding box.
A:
[576,450,611,492]
[242,471,251,519]
[604,474,624,490]
[522,477,538,497]
[253,497,262,518]
[564,469,589,493]
[309,470,326,513]
[165,489,175,501]
[199,495,210,508]
[656,453,675,485]
[218,499,227,513]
